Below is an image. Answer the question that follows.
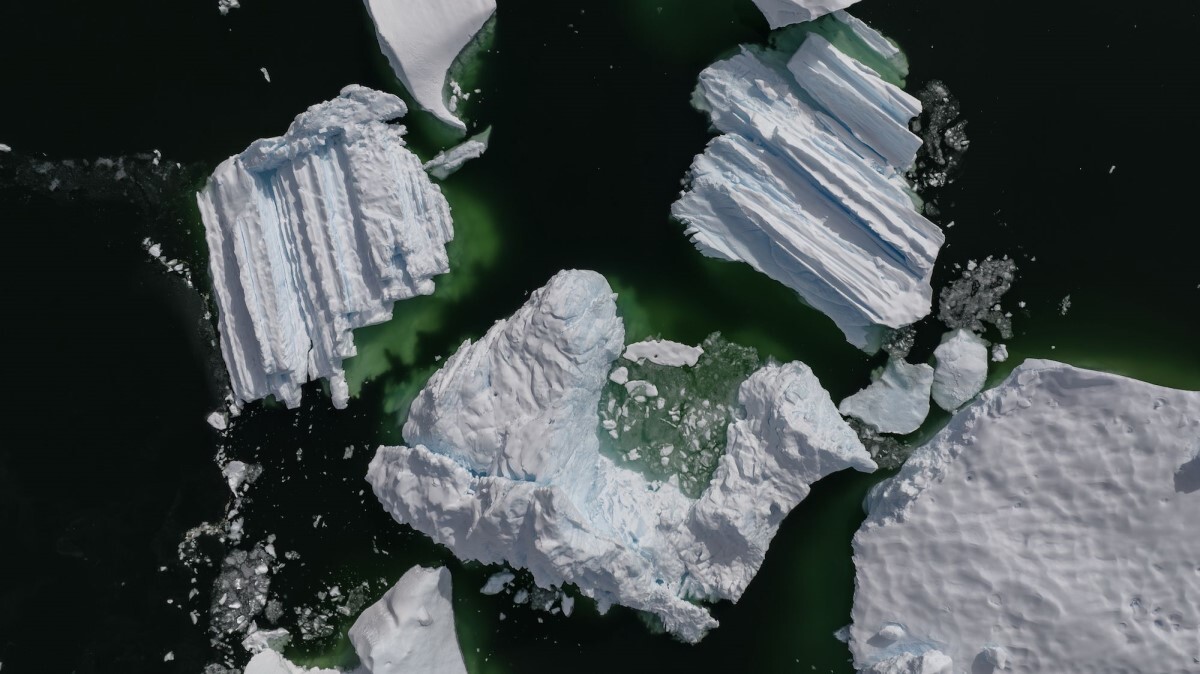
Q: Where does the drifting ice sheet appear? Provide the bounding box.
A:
[363,0,496,131]
[851,360,1200,672]
[198,86,453,410]
[368,270,875,642]
[673,31,943,349]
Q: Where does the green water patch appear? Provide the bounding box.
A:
[597,333,761,497]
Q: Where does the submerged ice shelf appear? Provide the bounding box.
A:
[367,270,875,642]
[363,0,496,131]
[851,360,1200,672]
[198,86,453,410]
[672,19,943,350]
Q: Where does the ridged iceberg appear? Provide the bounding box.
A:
[752,0,862,29]
[367,270,875,642]
[672,21,943,350]
[198,85,453,410]
[851,360,1200,672]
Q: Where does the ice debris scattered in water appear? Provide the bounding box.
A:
[990,344,1008,363]
[851,360,1200,672]
[241,627,290,654]
[672,26,944,350]
[622,338,705,367]
[751,0,862,29]
[423,127,490,180]
[141,237,195,288]
[197,85,453,410]
[839,358,933,435]
[930,329,988,412]
[210,543,275,637]
[937,256,1016,339]
[218,0,240,15]
[909,80,969,191]
[367,270,875,642]
[362,0,495,131]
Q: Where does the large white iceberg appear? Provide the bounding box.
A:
[198,85,454,410]
[839,358,933,435]
[363,0,496,131]
[929,329,988,411]
[672,26,943,350]
[367,270,875,642]
[751,0,861,29]
[851,360,1200,672]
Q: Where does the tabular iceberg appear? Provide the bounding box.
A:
[672,25,943,350]
[198,85,454,410]
[851,360,1200,672]
[752,0,862,29]
[367,270,875,642]
[363,0,496,132]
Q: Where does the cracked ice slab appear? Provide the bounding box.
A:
[672,30,942,350]
[752,0,862,29]
[851,360,1200,673]
[198,85,453,410]
[363,0,496,132]
[367,270,874,642]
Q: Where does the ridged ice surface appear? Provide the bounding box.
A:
[851,360,1200,673]
[367,270,875,642]
[198,85,453,410]
[751,0,861,29]
[672,31,943,349]
[363,0,495,131]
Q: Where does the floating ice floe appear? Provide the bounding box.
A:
[751,0,862,29]
[672,20,943,350]
[930,329,988,411]
[198,85,453,410]
[218,0,240,16]
[424,127,490,180]
[851,360,1200,672]
[622,338,705,367]
[839,358,933,435]
[367,270,875,642]
[363,0,496,131]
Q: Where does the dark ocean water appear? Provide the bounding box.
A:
[0,1,1197,673]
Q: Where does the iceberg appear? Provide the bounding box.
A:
[929,329,988,411]
[672,30,943,350]
[751,0,862,29]
[198,85,454,410]
[622,338,705,367]
[838,358,933,435]
[367,270,875,642]
[349,566,467,674]
[851,360,1200,673]
[423,127,490,180]
[862,650,952,674]
[363,0,496,132]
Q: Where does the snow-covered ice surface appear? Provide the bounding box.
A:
[348,566,467,674]
[851,360,1200,673]
[838,358,933,435]
[672,27,943,350]
[367,270,875,642]
[862,650,952,674]
[622,338,705,367]
[751,0,861,29]
[362,0,496,131]
[423,127,490,180]
[198,85,453,410]
[929,329,988,411]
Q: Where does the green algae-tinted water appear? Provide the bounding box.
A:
[2,0,1198,672]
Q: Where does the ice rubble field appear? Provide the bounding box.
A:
[198,86,453,410]
[672,18,944,350]
[367,270,877,642]
[851,361,1200,673]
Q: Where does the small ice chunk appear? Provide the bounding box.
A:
[0,143,11,152]
[163,652,174,662]
[991,344,1009,363]
[217,0,240,15]
[207,410,229,430]
[624,380,658,398]
[622,339,704,367]
[260,67,271,83]
[424,128,491,180]
[242,627,291,654]
[608,366,629,385]
[480,571,514,595]
[222,461,249,495]
[560,593,574,617]
[839,358,934,435]
[1059,294,1072,316]
[930,329,988,412]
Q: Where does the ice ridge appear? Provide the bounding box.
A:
[672,29,943,350]
[198,85,454,410]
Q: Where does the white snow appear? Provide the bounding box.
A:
[673,32,942,350]
[990,343,1008,363]
[851,360,1200,673]
[349,566,467,674]
[362,0,495,131]
[197,85,453,410]
[929,329,988,411]
[839,358,933,435]
[751,0,861,29]
[424,127,490,180]
[622,339,704,367]
[862,650,952,674]
[367,270,874,642]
